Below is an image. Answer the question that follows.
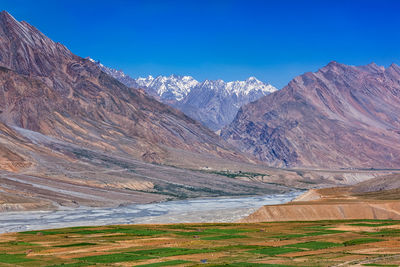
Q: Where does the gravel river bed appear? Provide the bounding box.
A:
[0,191,303,233]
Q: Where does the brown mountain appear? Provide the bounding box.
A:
[222,61,400,168]
[0,10,247,164]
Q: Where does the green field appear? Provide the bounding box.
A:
[1,219,400,266]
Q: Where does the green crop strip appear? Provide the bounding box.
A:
[200,235,248,240]
[0,253,35,263]
[249,247,304,256]
[54,242,97,248]
[78,247,215,263]
[343,238,384,246]
[287,241,343,250]
[348,222,397,227]
[135,260,192,266]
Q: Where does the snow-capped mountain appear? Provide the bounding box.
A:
[91,58,277,130]
[227,77,276,97]
[135,75,199,101]
[177,78,277,130]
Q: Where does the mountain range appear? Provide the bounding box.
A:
[93,60,277,131]
[0,10,293,210]
[1,10,400,212]
[222,61,400,168]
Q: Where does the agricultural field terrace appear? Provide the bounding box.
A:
[0,220,400,266]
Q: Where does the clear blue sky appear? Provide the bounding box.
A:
[3,0,400,88]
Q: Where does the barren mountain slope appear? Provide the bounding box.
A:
[222,61,400,168]
[0,11,248,166]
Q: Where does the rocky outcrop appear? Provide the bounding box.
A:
[222,61,400,168]
[352,174,400,193]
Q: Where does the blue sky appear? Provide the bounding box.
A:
[2,0,400,88]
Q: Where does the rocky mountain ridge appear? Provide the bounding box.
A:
[0,10,247,162]
[222,61,400,168]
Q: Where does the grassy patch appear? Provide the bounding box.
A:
[135,260,191,266]
[357,220,400,223]
[365,229,400,237]
[200,235,248,240]
[0,253,34,263]
[54,242,96,248]
[274,229,346,239]
[343,238,384,246]
[348,222,397,227]
[5,241,38,246]
[47,263,89,267]
[362,265,399,267]
[78,247,214,263]
[249,246,304,256]
[78,253,152,263]
[174,230,213,236]
[175,228,252,237]
[287,241,343,250]
[129,247,213,257]
[213,245,262,251]
[211,264,295,267]
[301,225,332,230]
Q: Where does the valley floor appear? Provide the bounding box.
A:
[2,183,400,266]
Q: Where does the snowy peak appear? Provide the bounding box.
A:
[92,59,196,101]
[226,77,277,96]
[192,77,276,97]
[135,75,155,88]
[92,60,277,130]
[143,74,199,101]
[92,58,277,101]
[197,79,226,92]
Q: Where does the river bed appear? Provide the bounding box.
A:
[0,191,303,234]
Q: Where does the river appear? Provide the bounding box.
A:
[0,191,303,234]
